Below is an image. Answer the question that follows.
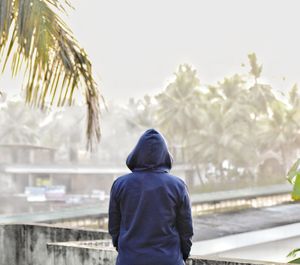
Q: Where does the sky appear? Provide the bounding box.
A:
[1,0,300,102]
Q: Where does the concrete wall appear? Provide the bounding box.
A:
[0,224,109,265]
[186,257,270,265]
[0,224,287,265]
[47,239,286,265]
[48,240,117,265]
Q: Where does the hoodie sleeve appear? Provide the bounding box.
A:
[176,184,193,261]
[108,180,121,250]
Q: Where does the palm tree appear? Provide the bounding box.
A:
[126,95,157,130]
[245,53,276,118]
[40,106,86,161]
[257,99,300,172]
[0,0,101,149]
[155,64,203,162]
[186,75,256,183]
[0,100,41,145]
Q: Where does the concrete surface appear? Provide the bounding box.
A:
[191,222,300,262]
[193,202,300,241]
[191,184,291,204]
[213,236,300,263]
[0,223,109,265]
[48,240,117,265]
[0,224,291,265]
[2,201,300,243]
[0,202,108,224]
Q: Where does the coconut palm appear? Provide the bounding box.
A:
[0,0,101,149]
[40,106,86,161]
[0,100,43,144]
[257,99,300,172]
[126,95,157,130]
[155,64,204,162]
[186,74,256,182]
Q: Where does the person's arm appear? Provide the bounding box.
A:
[176,184,193,261]
[108,181,121,251]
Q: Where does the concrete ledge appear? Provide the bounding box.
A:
[47,239,288,265]
[48,240,117,265]
[191,184,291,204]
[0,223,109,265]
[0,224,290,265]
[186,256,287,265]
[191,222,300,257]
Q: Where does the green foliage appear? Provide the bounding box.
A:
[3,52,299,189]
[287,159,300,200]
[288,256,300,263]
[288,248,300,264]
[155,64,202,149]
[287,159,300,183]
[0,99,86,161]
[285,129,300,263]
[119,54,300,190]
[0,0,101,149]
[292,175,300,201]
[124,54,300,188]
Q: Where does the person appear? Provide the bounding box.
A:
[109,129,193,265]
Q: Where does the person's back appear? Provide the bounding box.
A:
[109,129,193,265]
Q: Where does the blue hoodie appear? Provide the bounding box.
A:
[109,129,193,265]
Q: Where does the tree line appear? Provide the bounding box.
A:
[125,54,300,189]
[1,53,298,191]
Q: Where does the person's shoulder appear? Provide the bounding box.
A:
[164,173,187,187]
[112,173,133,186]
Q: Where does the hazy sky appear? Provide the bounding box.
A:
[2,0,300,102]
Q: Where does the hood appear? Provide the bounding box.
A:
[126,129,173,172]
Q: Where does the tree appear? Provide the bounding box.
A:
[40,106,86,161]
[186,74,256,182]
[0,0,101,149]
[248,53,263,84]
[155,64,203,162]
[0,100,40,145]
[126,95,157,130]
[256,100,299,172]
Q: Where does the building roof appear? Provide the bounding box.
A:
[0,144,56,151]
[0,164,129,175]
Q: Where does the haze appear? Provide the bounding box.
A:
[1,0,300,102]
[69,0,300,101]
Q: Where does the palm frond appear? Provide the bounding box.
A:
[0,0,101,150]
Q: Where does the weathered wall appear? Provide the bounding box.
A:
[0,224,288,265]
[48,240,117,265]
[0,224,109,265]
[186,257,286,265]
[47,240,286,265]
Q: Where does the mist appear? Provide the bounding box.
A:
[0,1,300,263]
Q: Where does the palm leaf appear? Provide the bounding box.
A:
[289,258,300,264]
[288,248,300,258]
[291,174,300,200]
[287,159,300,183]
[288,249,300,264]
[0,0,101,150]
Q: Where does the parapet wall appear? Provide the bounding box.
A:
[48,240,117,265]
[0,224,287,265]
[0,223,109,265]
[186,257,285,265]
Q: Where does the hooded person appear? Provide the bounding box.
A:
[109,129,193,265]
